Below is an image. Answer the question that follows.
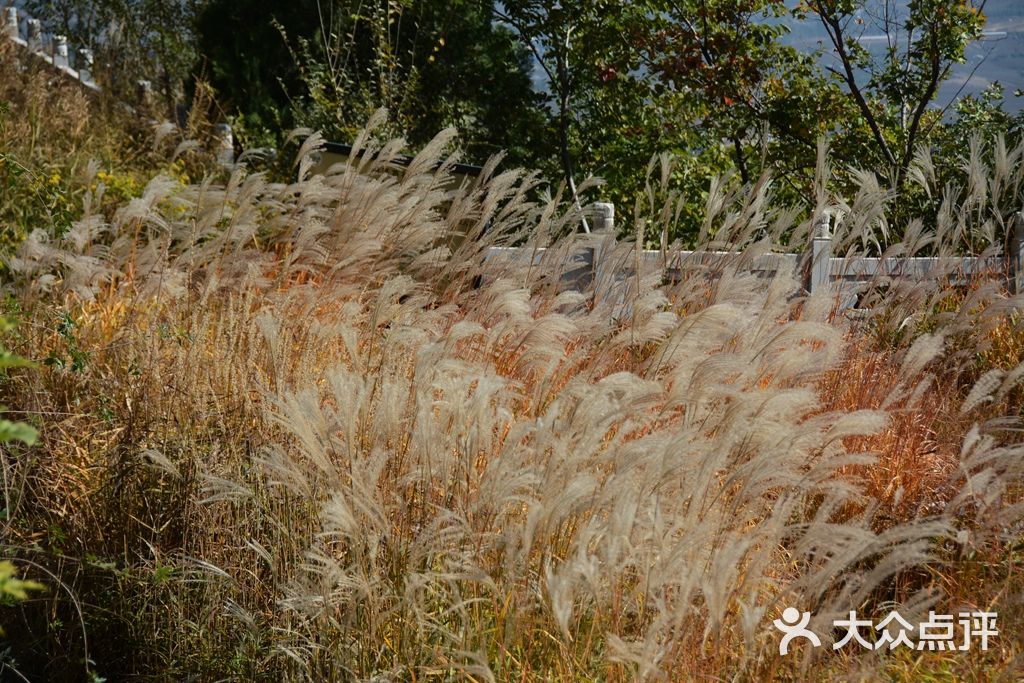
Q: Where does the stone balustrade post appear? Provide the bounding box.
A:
[1011,212,1024,295]
[591,202,615,234]
[26,18,41,51]
[214,123,235,167]
[4,8,18,38]
[53,34,69,68]
[585,202,616,290]
[77,48,94,83]
[808,212,833,294]
[136,79,152,106]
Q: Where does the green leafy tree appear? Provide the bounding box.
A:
[627,0,847,235]
[194,0,322,144]
[798,0,987,189]
[196,0,549,164]
[494,0,841,237]
[495,0,609,226]
[503,0,1000,242]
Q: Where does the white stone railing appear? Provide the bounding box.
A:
[3,6,237,166]
[4,6,98,91]
[484,207,1024,311]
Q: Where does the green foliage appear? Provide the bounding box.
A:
[0,92,80,251]
[0,562,44,605]
[194,0,320,146]
[0,39,167,258]
[0,317,41,642]
[23,0,1022,246]
[794,0,987,189]
[198,0,549,165]
[0,152,77,247]
[0,419,37,447]
[0,314,36,446]
[493,0,840,237]
[517,0,1016,243]
[597,0,844,234]
[43,312,90,374]
[639,0,829,177]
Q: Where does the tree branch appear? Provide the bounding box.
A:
[898,28,943,187]
[813,1,897,170]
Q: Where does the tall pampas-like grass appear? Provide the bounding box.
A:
[2,116,1024,680]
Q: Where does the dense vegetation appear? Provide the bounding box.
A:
[20,0,1024,242]
[1,1,1023,681]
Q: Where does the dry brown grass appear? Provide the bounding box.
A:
[0,118,1022,681]
[819,341,962,524]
